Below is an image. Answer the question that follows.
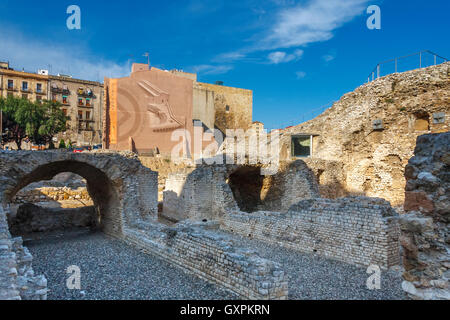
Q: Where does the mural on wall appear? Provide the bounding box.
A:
[105,66,193,155]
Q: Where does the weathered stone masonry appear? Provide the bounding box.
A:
[123,221,288,300]
[400,132,449,300]
[0,151,289,300]
[221,198,401,269]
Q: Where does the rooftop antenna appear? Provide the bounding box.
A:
[143,52,150,67]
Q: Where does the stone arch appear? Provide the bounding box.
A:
[0,151,158,238]
[5,160,121,236]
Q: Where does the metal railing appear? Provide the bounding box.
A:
[367,50,448,82]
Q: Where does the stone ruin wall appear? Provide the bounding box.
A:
[0,151,290,300]
[281,62,450,207]
[161,161,320,222]
[399,132,449,300]
[162,166,238,222]
[123,221,288,300]
[0,206,47,300]
[14,187,91,204]
[221,197,401,269]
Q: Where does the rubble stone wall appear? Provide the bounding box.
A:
[0,206,47,300]
[400,132,450,300]
[123,221,289,300]
[221,197,401,269]
[14,187,91,203]
[8,203,96,236]
[281,62,450,206]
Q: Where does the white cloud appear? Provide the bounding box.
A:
[260,0,368,50]
[0,28,131,81]
[323,54,336,62]
[295,71,306,79]
[268,49,303,64]
[189,64,233,75]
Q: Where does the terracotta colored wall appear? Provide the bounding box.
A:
[104,66,194,155]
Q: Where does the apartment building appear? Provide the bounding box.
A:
[49,75,103,146]
[0,61,103,147]
[0,62,49,103]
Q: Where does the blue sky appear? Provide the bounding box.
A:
[0,0,449,129]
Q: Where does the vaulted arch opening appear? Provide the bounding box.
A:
[4,160,122,238]
[227,166,264,213]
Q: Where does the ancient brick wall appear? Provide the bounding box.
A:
[123,221,288,300]
[400,132,449,300]
[221,197,401,269]
[281,62,450,206]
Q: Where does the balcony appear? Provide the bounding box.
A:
[35,89,46,95]
[51,87,70,95]
[21,87,32,93]
[77,89,95,98]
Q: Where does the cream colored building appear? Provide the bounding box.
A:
[0,61,103,147]
[0,62,49,103]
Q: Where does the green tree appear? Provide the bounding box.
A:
[0,96,68,150]
[36,100,68,146]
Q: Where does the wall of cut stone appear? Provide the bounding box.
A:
[221,197,401,269]
[123,221,288,300]
[280,62,450,207]
[163,166,238,222]
[400,132,449,300]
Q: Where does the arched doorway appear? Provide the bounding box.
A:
[227,166,264,213]
[4,160,121,236]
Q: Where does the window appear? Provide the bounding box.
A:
[22,81,28,91]
[22,94,28,99]
[36,96,42,103]
[226,105,230,113]
[78,111,83,120]
[7,80,13,89]
[433,112,445,124]
[291,135,312,158]
[78,98,84,106]
[86,111,91,120]
[62,109,67,116]
[52,94,58,102]
[62,96,68,104]
[86,98,91,107]
[7,92,13,98]
[36,83,42,93]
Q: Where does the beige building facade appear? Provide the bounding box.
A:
[0,61,103,148]
[0,62,49,103]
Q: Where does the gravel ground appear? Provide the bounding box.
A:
[26,229,407,300]
[26,229,238,300]
[224,232,407,300]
